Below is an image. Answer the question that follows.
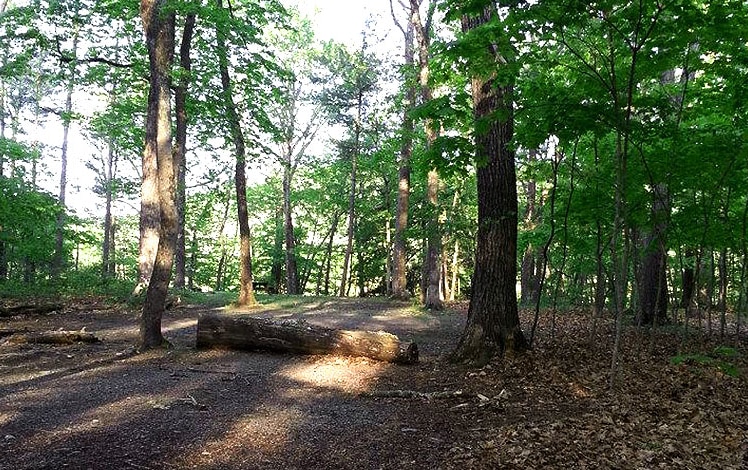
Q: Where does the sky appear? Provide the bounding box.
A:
[299,0,395,42]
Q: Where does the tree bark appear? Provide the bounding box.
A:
[391,4,415,301]
[173,13,196,290]
[411,0,442,310]
[215,0,257,307]
[452,4,527,364]
[197,313,418,364]
[636,183,669,325]
[718,247,728,337]
[283,163,300,294]
[520,150,541,305]
[214,190,232,291]
[102,140,116,278]
[135,77,161,296]
[52,31,79,278]
[680,249,695,309]
[323,212,340,296]
[339,91,363,297]
[271,205,284,293]
[423,170,443,308]
[139,0,177,349]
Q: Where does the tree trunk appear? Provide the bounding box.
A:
[102,141,115,278]
[423,169,443,309]
[187,229,197,290]
[718,247,728,337]
[520,150,541,305]
[135,133,161,295]
[139,0,177,349]
[680,249,696,308]
[271,205,284,293]
[213,190,232,291]
[52,32,78,278]
[173,13,196,290]
[590,216,607,344]
[411,0,442,310]
[0,66,5,278]
[0,242,6,281]
[450,239,459,301]
[339,92,363,297]
[215,0,257,307]
[636,184,669,325]
[385,213,393,296]
[452,5,527,365]
[391,8,415,301]
[283,163,300,294]
[197,313,418,364]
[323,212,340,296]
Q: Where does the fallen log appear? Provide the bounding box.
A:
[196,313,418,364]
[0,303,64,317]
[3,330,100,345]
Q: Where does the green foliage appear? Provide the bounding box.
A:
[0,176,61,273]
[671,346,741,377]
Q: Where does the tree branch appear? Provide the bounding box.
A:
[55,36,135,69]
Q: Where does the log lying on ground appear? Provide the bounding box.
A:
[196,313,418,364]
[0,303,64,317]
[3,330,100,345]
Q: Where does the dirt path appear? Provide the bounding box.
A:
[1,298,747,469]
[0,298,474,470]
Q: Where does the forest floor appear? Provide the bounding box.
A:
[0,295,747,470]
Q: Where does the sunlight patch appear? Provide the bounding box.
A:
[0,368,63,387]
[0,411,18,428]
[277,356,386,393]
[161,319,197,333]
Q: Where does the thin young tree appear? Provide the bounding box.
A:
[214,0,257,307]
[173,11,196,290]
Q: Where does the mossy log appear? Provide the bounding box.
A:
[196,313,418,364]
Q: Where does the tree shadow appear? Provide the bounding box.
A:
[0,304,470,470]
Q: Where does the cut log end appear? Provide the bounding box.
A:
[196,313,418,364]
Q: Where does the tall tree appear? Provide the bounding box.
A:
[452,1,527,364]
[316,41,378,297]
[51,7,79,277]
[411,0,443,309]
[267,14,322,295]
[173,11,196,289]
[214,0,257,307]
[139,0,177,349]
[390,0,416,300]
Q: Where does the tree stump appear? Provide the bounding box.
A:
[196,313,418,364]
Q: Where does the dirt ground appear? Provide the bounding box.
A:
[1,297,747,469]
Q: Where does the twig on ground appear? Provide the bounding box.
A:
[361,389,467,399]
